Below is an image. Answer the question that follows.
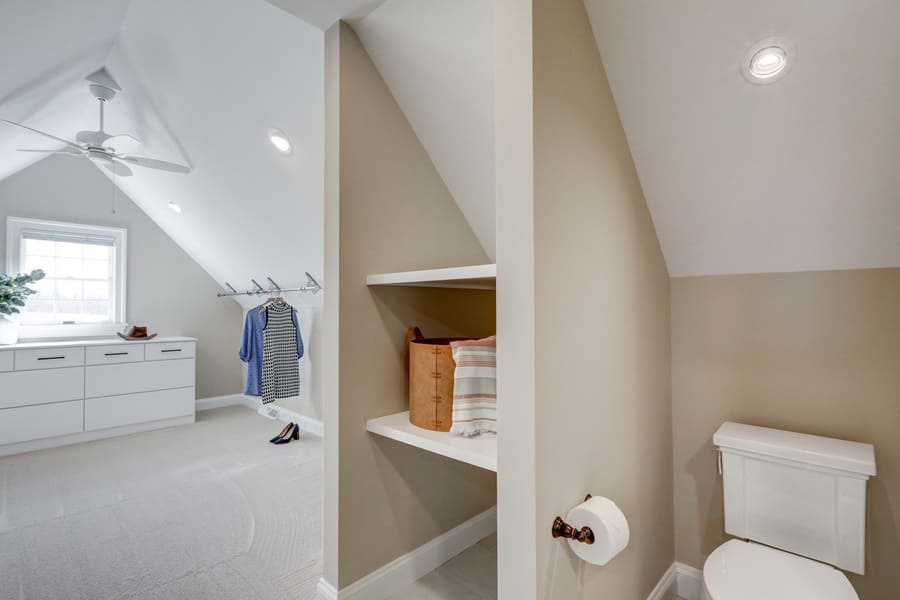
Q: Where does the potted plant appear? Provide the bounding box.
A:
[0,269,45,345]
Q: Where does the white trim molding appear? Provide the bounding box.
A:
[7,216,127,339]
[196,394,324,438]
[317,506,497,600]
[317,579,338,600]
[195,394,250,412]
[675,562,703,600]
[646,563,678,600]
[646,561,703,600]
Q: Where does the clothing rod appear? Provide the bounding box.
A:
[217,272,322,298]
[216,286,316,298]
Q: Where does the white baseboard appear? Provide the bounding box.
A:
[196,394,324,437]
[675,562,703,600]
[0,415,195,458]
[317,579,338,600]
[317,506,497,600]
[196,394,250,411]
[646,563,678,600]
[270,403,324,437]
[646,561,702,600]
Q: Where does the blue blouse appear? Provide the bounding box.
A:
[239,305,304,397]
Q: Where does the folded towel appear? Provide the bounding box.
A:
[450,336,497,437]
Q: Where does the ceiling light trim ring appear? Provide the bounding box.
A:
[742,37,795,85]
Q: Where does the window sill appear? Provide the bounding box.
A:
[19,323,126,341]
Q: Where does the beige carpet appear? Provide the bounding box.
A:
[0,406,322,600]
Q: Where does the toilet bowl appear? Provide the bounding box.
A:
[702,540,858,600]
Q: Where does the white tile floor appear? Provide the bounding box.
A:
[0,406,322,600]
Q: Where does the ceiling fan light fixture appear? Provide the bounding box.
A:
[168,201,183,214]
[268,128,292,155]
[742,37,795,84]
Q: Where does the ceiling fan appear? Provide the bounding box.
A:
[0,70,190,177]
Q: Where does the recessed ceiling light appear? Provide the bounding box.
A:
[750,46,787,79]
[742,37,794,85]
[168,201,183,214]
[268,128,292,155]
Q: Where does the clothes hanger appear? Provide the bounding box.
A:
[259,295,285,311]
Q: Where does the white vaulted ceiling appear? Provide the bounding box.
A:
[0,0,329,310]
[585,0,900,276]
[266,0,386,30]
[353,0,496,260]
[0,0,132,181]
[3,0,898,283]
[106,0,326,308]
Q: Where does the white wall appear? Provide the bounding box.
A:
[0,155,244,399]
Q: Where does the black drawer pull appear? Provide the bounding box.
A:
[161,349,182,353]
[37,356,66,361]
[105,352,129,357]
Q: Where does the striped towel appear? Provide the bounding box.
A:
[450,336,497,437]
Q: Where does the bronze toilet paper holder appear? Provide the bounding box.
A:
[551,494,595,544]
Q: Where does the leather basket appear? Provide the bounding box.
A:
[407,326,476,432]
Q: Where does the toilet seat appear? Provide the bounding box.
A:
[702,540,858,600]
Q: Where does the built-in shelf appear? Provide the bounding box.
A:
[367,411,497,472]
[366,264,496,290]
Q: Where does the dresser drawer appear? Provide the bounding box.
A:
[85,388,195,431]
[0,367,85,410]
[15,346,85,371]
[145,341,195,361]
[0,400,84,446]
[86,344,145,365]
[0,351,12,372]
[85,359,195,398]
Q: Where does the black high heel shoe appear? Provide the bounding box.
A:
[273,423,300,445]
[270,422,294,444]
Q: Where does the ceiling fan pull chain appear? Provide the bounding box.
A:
[111,166,117,215]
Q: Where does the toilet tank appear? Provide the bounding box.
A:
[714,422,876,575]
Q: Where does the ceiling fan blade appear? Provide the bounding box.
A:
[118,155,190,174]
[106,133,140,146]
[104,159,133,177]
[104,133,141,153]
[17,147,83,156]
[0,119,82,151]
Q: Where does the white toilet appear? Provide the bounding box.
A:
[702,422,877,600]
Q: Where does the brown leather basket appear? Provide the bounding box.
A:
[407,326,477,432]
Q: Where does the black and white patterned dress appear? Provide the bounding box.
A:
[261,302,300,404]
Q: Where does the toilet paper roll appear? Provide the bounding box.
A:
[565,496,630,566]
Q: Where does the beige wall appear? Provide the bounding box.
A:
[0,155,243,399]
[672,268,900,599]
[325,22,497,590]
[529,0,675,597]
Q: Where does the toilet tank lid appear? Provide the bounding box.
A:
[713,422,876,477]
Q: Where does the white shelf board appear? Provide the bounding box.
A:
[367,411,497,472]
[366,264,496,290]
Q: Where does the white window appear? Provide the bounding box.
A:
[6,217,126,337]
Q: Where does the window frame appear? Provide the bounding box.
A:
[6,217,127,339]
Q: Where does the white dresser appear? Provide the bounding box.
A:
[0,336,196,457]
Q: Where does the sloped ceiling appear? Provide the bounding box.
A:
[585,0,900,276]
[266,0,386,30]
[0,0,328,311]
[5,0,897,284]
[353,0,496,260]
[107,0,325,309]
[0,0,132,181]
